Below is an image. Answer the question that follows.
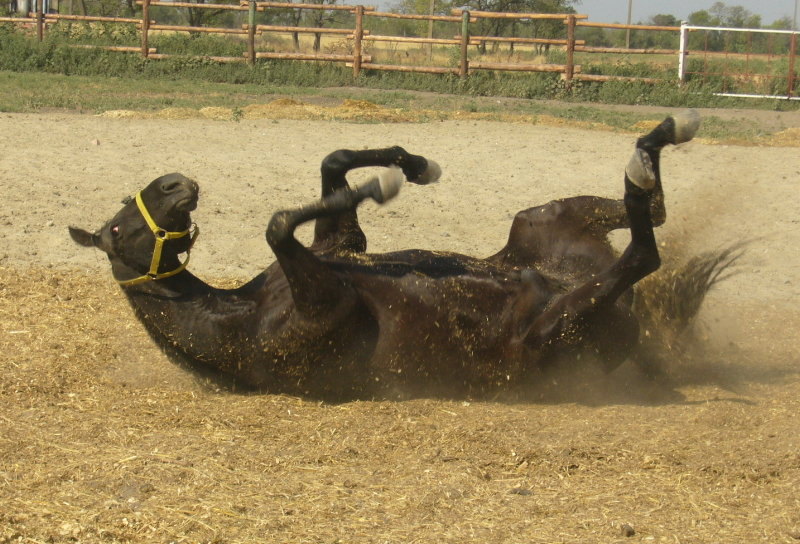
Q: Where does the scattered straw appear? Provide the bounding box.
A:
[1,265,799,543]
[91,99,798,147]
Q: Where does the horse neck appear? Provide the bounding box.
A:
[120,271,255,366]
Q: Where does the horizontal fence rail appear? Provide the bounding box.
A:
[3,2,798,98]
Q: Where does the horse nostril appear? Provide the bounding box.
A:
[161,181,181,194]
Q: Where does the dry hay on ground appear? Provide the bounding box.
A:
[1,267,799,543]
[96,98,800,147]
[97,98,621,130]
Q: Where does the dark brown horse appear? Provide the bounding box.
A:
[70,111,704,399]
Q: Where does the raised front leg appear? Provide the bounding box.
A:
[313,147,441,253]
[267,168,405,317]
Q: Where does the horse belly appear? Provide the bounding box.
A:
[358,274,522,395]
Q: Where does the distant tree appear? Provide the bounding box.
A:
[303,0,340,51]
[763,16,793,53]
[75,0,136,16]
[687,3,772,53]
[687,9,721,50]
[575,24,610,48]
[393,0,454,38]
[766,16,793,30]
[633,13,680,49]
[708,2,760,28]
[688,9,716,27]
[184,0,235,28]
[649,14,678,27]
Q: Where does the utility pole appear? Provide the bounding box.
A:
[625,0,633,48]
[793,0,798,31]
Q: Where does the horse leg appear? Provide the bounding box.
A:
[313,146,441,253]
[267,168,405,317]
[516,120,698,371]
[491,110,700,270]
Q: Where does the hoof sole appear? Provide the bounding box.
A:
[417,159,442,185]
[626,148,656,190]
[373,166,404,203]
[672,109,701,144]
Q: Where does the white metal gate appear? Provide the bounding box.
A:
[678,22,799,100]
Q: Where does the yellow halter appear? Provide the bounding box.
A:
[116,192,199,287]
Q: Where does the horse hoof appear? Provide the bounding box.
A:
[417,159,442,185]
[373,166,404,203]
[672,109,701,144]
[626,148,656,190]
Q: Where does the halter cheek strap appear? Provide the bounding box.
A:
[116,192,199,287]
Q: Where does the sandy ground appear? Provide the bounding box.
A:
[1,110,799,543]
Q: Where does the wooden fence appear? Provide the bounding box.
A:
[7,0,794,96]
[3,0,679,84]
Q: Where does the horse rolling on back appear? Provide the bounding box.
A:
[71,111,705,399]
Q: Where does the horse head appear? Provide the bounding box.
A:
[69,173,199,288]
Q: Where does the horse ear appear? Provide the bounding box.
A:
[69,226,98,248]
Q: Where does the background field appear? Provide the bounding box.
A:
[1,101,799,543]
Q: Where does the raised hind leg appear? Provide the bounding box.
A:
[515,111,701,371]
[490,110,700,273]
[516,152,660,370]
[267,168,406,317]
[313,146,441,254]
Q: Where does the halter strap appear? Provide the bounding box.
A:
[116,192,199,287]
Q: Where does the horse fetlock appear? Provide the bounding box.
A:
[638,109,701,151]
[397,151,435,185]
[625,148,656,191]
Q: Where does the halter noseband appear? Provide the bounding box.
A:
[116,192,199,287]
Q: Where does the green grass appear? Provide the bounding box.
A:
[1,23,797,145]
[0,70,307,113]
[0,70,464,113]
[4,24,797,112]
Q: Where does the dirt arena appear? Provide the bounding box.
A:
[1,107,799,543]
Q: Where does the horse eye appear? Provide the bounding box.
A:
[111,225,121,237]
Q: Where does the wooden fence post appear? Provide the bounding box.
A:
[788,32,797,98]
[352,4,363,77]
[564,14,575,87]
[36,0,43,42]
[459,10,469,78]
[247,0,256,65]
[141,0,150,58]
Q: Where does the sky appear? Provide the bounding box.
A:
[575,0,797,26]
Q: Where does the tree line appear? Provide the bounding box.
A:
[579,2,796,53]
